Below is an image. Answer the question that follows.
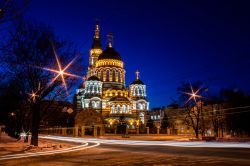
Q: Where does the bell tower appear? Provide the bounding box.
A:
[88,20,103,78]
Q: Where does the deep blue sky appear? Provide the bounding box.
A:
[26,0,250,108]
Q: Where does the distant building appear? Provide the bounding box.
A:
[149,107,165,127]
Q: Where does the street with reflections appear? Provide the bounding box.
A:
[1,136,250,166]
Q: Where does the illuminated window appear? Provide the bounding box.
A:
[122,105,126,113]
[100,71,103,81]
[81,98,85,108]
[112,70,115,82]
[140,112,145,124]
[102,102,106,108]
[142,104,145,110]
[112,105,115,113]
[138,103,143,110]
[118,71,121,82]
[92,101,96,108]
[106,70,110,81]
[117,105,121,113]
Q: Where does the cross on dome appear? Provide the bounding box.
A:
[136,70,140,80]
[107,33,113,48]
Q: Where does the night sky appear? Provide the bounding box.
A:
[26,0,250,108]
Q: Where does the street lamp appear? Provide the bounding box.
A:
[38,46,81,94]
[183,84,202,104]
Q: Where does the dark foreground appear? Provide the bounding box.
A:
[1,143,250,166]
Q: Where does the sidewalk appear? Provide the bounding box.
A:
[0,133,76,156]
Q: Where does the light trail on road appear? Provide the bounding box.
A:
[41,135,250,148]
[0,141,100,161]
[1,135,249,161]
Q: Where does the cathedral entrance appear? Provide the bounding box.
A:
[85,126,94,136]
[75,108,104,137]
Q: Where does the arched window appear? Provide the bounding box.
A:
[96,101,100,108]
[139,86,143,96]
[134,87,139,96]
[112,105,115,113]
[92,101,96,108]
[112,70,115,82]
[122,105,126,113]
[117,105,121,113]
[106,70,110,81]
[94,84,97,93]
[127,105,130,113]
[90,84,93,93]
[97,71,101,79]
[118,71,121,82]
[141,86,144,96]
[142,104,145,110]
[81,98,85,108]
[100,71,103,81]
[138,103,143,110]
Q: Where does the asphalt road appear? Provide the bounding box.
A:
[1,136,250,166]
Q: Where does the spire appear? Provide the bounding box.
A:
[135,70,140,80]
[107,33,113,48]
[94,19,100,39]
[91,20,102,49]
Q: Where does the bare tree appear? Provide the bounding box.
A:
[1,20,83,146]
[177,81,206,138]
[0,0,29,25]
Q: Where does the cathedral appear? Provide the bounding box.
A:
[75,21,149,128]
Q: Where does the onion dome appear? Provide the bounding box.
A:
[87,75,100,81]
[98,47,122,61]
[131,79,144,85]
[98,33,122,61]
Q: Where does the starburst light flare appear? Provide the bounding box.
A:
[28,90,38,102]
[39,46,81,94]
[182,84,202,104]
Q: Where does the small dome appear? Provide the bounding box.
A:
[130,79,144,85]
[98,47,122,61]
[87,76,100,81]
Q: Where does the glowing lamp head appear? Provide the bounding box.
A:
[20,132,27,137]
[59,70,64,75]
